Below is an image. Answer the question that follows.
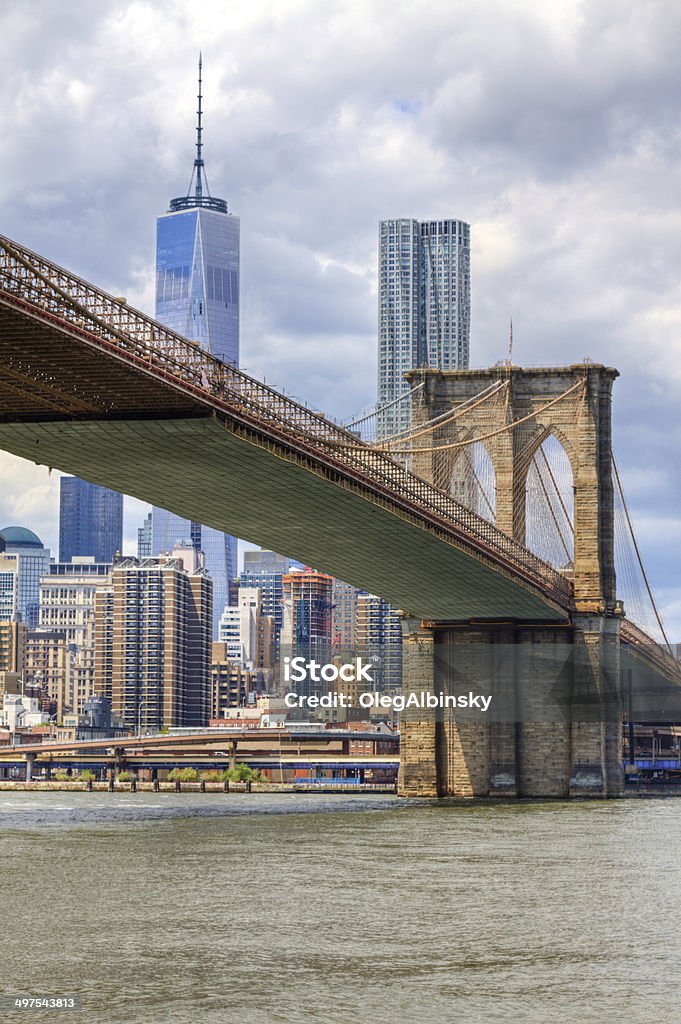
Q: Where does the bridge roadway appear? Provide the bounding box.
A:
[0,234,571,622]
[0,729,400,780]
[0,728,398,757]
[0,753,400,777]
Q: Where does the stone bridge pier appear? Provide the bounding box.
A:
[397,617,623,798]
[398,364,624,799]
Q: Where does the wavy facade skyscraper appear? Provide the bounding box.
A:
[377,218,470,438]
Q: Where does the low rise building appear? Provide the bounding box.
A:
[0,692,50,732]
[211,643,258,717]
[60,695,127,742]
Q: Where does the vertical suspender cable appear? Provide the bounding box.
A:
[612,453,672,655]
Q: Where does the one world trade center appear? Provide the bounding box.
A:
[152,55,238,635]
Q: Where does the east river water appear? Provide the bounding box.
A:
[1,792,680,1024]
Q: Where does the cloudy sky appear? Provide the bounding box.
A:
[1,0,680,635]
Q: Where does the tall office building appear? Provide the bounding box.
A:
[211,644,258,717]
[0,620,26,701]
[218,587,274,676]
[25,628,73,721]
[94,555,213,731]
[332,578,364,655]
[149,515,231,639]
[377,218,470,437]
[59,476,123,564]
[0,621,26,675]
[0,550,18,621]
[152,57,239,633]
[137,512,152,560]
[155,56,239,363]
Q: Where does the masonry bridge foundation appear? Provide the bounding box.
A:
[397,617,623,799]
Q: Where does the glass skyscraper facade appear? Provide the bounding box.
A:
[137,512,152,560]
[59,476,123,564]
[151,60,239,638]
[377,218,470,437]
[156,208,239,365]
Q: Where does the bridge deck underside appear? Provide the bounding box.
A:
[0,415,563,621]
[0,296,566,621]
[0,299,200,418]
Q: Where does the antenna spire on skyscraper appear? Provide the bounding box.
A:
[169,54,228,213]
[195,53,204,199]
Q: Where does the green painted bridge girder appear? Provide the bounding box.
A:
[0,414,567,623]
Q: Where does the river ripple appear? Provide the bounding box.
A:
[0,793,679,1024]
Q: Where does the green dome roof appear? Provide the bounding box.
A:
[0,526,44,547]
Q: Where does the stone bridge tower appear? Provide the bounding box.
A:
[398,364,624,799]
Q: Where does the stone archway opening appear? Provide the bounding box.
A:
[449,441,496,524]
[524,433,574,570]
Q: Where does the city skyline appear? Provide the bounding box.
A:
[1,1,681,635]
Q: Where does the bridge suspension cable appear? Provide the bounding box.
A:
[370,379,508,446]
[536,445,573,537]
[612,453,672,655]
[390,377,586,453]
[342,381,425,430]
[529,446,573,566]
[340,378,508,449]
[514,432,576,570]
[321,376,586,453]
[341,378,507,447]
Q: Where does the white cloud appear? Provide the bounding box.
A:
[0,453,61,552]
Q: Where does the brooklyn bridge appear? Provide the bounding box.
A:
[0,233,677,799]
